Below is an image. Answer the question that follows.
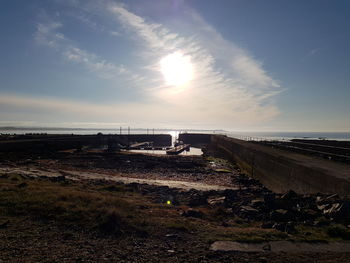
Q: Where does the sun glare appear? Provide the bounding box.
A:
[160,52,193,87]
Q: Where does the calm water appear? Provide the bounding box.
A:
[226,132,350,141]
[128,147,203,156]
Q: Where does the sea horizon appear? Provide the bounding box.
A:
[1,126,350,141]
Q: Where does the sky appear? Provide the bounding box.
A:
[0,0,349,131]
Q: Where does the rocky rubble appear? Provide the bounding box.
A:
[123,172,350,235]
[5,148,350,236]
[2,147,350,262]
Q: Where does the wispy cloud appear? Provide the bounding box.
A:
[0,93,206,128]
[308,47,322,56]
[27,1,282,129]
[0,92,274,129]
[34,18,130,80]
[108,3,281,124]
[110,30,121,37]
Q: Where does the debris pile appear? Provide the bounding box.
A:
[126,172,350,234]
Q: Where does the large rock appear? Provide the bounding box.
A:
[299,208,320,221]
[321,201,350,218]
[273,190,300,209]
[188,192,207,207]
[281,190,298,200]
[270,209,296,222]
[207,196,226,206]
[263,193,276,208]
[316,194,350,220]
[223,189,237,200]
[250,198,265,208]
[272,222,297,234]
[316,194,340,205]
[239,206,260,219]
[181,209,204,218]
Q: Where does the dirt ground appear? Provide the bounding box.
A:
[1,149,350,262]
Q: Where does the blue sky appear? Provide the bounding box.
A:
[0,0,349,131]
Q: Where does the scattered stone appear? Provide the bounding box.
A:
[188,193,207,207]
[224,208,234,215]
[239,206,259,219]
[270,209,295,222]
[17,182,28,188]
[299,208,319,221]
[0,220,9,229]
[261,222,274,229]
[221,221,229,227]
[137,205,149,210]
[281,190,298,200]
[263,193,275,208]
[214,169,232,173]
[165,233,178,239]
[181,209,204,218]
[273,222,297,234]
[101,185,121,192]
[250,198,264,207]
[274,197,297,210]
[317,194,339,204]
[207,196,225,206]
[323,203,342,215]
[314,217,330,227]
[273,223,285,232]
[234,218,244,224]
[262,244,271,251]
[223,189,237,201]
[49,175,66,182]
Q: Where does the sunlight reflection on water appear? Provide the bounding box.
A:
[128,147,203,156]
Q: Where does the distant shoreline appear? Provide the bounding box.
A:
[1,127,350,141]
[0,126,225,132]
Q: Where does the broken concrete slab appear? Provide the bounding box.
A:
[210,241,350,253]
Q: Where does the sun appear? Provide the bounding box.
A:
[160,52,193,87]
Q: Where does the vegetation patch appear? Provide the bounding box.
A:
[0,175,144,236]
[327,224,350,240]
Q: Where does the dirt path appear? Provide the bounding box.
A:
[0,166,236,191]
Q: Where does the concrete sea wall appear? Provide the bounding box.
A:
[210,135,350,196]
[0,134,172,153]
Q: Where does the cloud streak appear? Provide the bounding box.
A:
[0,93,275,129]
[108,3,281,124]
[23,1,283,129]
[34,19,132,80]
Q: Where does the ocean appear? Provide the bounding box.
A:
[224,131,350,141]
[1,128,350,141]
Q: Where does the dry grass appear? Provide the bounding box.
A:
[0,174,146,236]
[0,173,345,243]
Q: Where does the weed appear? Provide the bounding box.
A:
[327,225,350,240]
[97,209,124,235]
